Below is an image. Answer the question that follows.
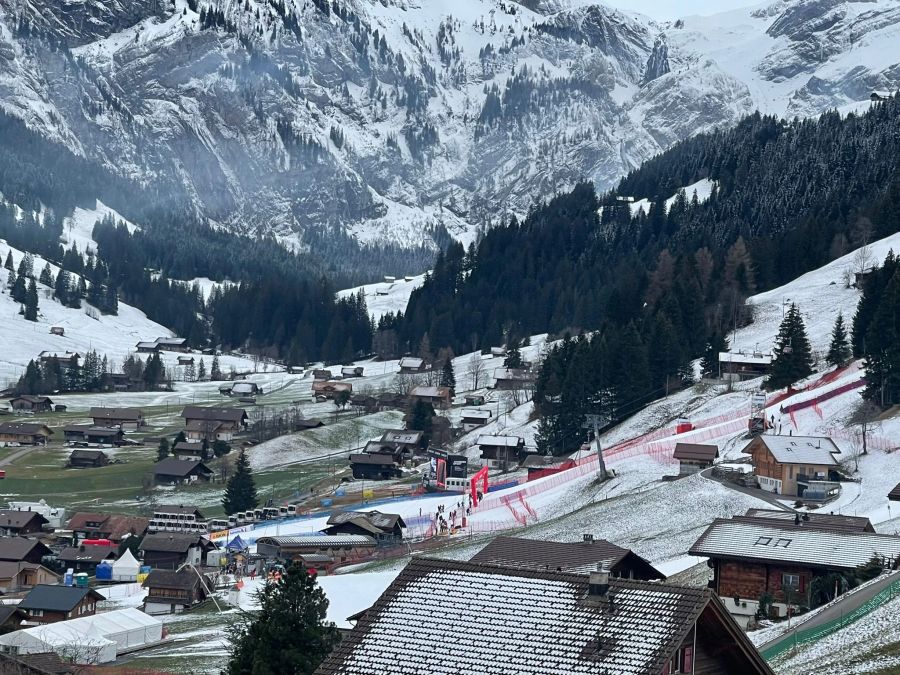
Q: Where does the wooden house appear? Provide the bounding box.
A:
[747,435,841,498]
[0,539,52,565]
[172,442,205,461]
[477,435,526,470]
[379,430,423,455]
[38,351,80,372]
[464,394,486,406]
[0,563,58,594]
[492,368,536,391]
[67,449,109,469]
[89,407,145,430]
[409,385,452,409]
[142,568,211,615]
[314,559,775,675]
[341,366,364,378]
[8,396,53,414]
[312,381,352,401]
[460,408,492,432]
[17,586,103,625]
[890,482,900,502]
[139,533,216,569]
[717,352,773,381]
[152,458,213,485]
[0,510,49,537]
[181,406,248,442]
[49,327,65,336]
[256,535,377,564]
[322,511,405,545]
[672,443,719,475]
[63,425,124,446]
[0,423,52,446]
[312,369,331,380]
[398,357,427,373]
[57,544,118,573]
[177,356,195,366]
[690,512,900,626]
[136,337,189,353]
[349,453,401,480]
[67,512,149,544]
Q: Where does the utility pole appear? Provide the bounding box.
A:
[583,414,608,481]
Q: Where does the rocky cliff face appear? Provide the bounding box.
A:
[0,0,899,251]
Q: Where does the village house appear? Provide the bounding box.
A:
[295,418,325,431]
[673,443,719,475]
[341,366,365,378]
[142,568,211,615]
[398,357,428,373]
[460,408,493,432]
[147,506,208,534]
[49,326,65,337]
[139,533,216,569]
[57,544,118,573]
[256,535,377,566]
[409,385,452,409]
[718,351,773,381]
[7,396,54,414]
[314,558,774,675]
[152,458,213,485]
[0,423,53,446]
[63,425,125,446]
[0,562,58,594]
[17,585,103,625]
[0,539,52,565]
[890,482,900,502]
[177,356,195,366]
[67,512,149,544]
[67,449,109,469]
[690,511,900,626]
[747,435,842,499]
[492,367,537,391]
[350,394,378,412]
[312,369,331,380]
[470,535,665,580]
[322,512,405,545]
[135,337,189,353]
[89,407,145,430]
[0,511,48,537]
[38,352,80,373]
[465,394,486,406]
[348,453,401,480]
[172,442,205,461]
[478,435,526,470]
[312,380,353,401]
[181,406,248,442]
[219,382,260,397]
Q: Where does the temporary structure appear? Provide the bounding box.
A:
[112,548,140,582]
[0,608,163,664]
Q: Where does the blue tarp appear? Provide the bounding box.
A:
[226,535,247,551]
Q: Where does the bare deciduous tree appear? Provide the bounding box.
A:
[467,353,486,391]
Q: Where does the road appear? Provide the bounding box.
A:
[700,467,793,511]
[0,445,34,467]
[759,571,900,653]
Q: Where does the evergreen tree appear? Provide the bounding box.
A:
[53,269,69,305]
[11,272,26,304]
[16,360,43,394]
[826,313,851,367]
[440,357,456,394]
[409,400,435,446]
[39,263,53,286]
[767,304,814,390]
[23,279,38,321]
[503,343,523,369]
[333,389,351,410]
[3,251,12,271]
[157,437,170,461]
[222,449,258,515]
[700,333,729,378]
[198,358,207,380]
[227,563,339,675]
[6,266,15,290]
[211,354,222,380]
[862,270,900,406]
[143,352,165,388]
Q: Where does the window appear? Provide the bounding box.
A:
[783,573,800,590]
[775,538,792,548]
[789,466,794,479]
[754,536,772,546]
[28,609,43,617]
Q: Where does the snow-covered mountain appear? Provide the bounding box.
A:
[1,0,899,249]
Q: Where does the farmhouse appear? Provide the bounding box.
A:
[152,458,213,485]
[67,449,110,468]
[460,407,492,432]
[177,356,195,366]
[470,535,665,580]
[63,426,125,446]
[322,511,405,544]
[378,430,423,455]
[492,367,536,390]
[0,539,52,565]
[220,382,260,397]
[172,442,204,461]
[314,558,774,675]
[312,381,353,400]
[349,453,401,480]
[0,510,49,537]
[90,407,144,430]
[139,533,216,569]
[409,385,452,409]
[136,337,189,353]
[142,568,211,615]
[17,585,103,625]
[181,406,248,442]
[0,423,52,446]
[8,396,53,413]
[747,435,841,498]
[0,562,58,593]
[312,369,331,380]
[690,513,900,626]
[256,535,377,565]
[341,366,364,378]
[49,326,65,336]
[67,512,149,544]
[57,545,118,573]
[478,435,526,470]
[38,351,80,372]
[890,482,900,502]
[673,443,719,475]
[718,351,773,380]
[398,357,427,373]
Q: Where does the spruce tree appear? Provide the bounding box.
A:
[143,352,164,388]
[198,358,207,380]
[767,303,814,390]
[53,270,69,305]
[211,354,222,380]
[440,358,456,394]
[503,343,523,369]
[227,563,339,674]
[700,333,729,378]
[157,437,170,461]
[11,273,26,304]
[826,313,851,367]
[222,449,258,515]
[3,251,12,271]
[6,267,15,290]
[24,279,38,321]
[39,263,53,286]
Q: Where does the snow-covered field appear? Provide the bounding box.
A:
[336,274,426,321]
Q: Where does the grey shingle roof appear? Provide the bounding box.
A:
[326,511,405,531]
[153,458,212,478]
[0,510,48,529]
[673,443,719,461]
[142,569,203,591]
[89,407,142,421]
[58,545,118,564]
[18,585,102,612]
[180,406,247,423]
[315,558,715,675]
[755,435,840,465]
[743,509,874,532]
[0,538,51,562]
[0,423,52,436]
[140,532,209,553]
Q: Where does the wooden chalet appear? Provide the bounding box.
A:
[152,458,213,485]
[747,435,841,499]
[38,351,80,372]
[17,585,103,625]
[172,442,205,461]
[256,535,377,565]
[0,423,52,446]
[322,511,405,544]
[63,425,125,446]
[139,533,216,569]
[67,512,149,544]
[312,369,331,380]
[349,453,401,480]
[673,443,719,475]
[890,482,900,502]
[7,396,53,413]
[314,558,774,675]
[398,357,427,373]
[177,356,195,366]
[492,367,536,391]
[718,351,773,381]
[0,539,53,565]
[460,407,493,432]
[409,385,452,409]
[67,449,109,469]
[312,380,353,400]
[0,510,48,537]
[341,366,365,378]
[89,407,145,430]
[142,568,211,615]
[478,435,526,469]
[57,544,118,573]
[136,337,189,353]
[49,326,65,336]
[181,406,248,442]
[0,563,58,594]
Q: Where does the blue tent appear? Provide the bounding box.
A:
[226,535,247,551]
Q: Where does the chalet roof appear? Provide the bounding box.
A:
[9,395,52,404]
[0,561,46,581]
[398,357,424,368]
[19,585,102,613]
[0,510,48,529]
[0,423,52,436]
[38,351,79,360]
[154,505,205,517]
[63,425,121,438]
[257,535,376,548]
[718,351,772,365]
[140,532,210,553]
[142,569,203,591]
[753,436,840,466]
[315,558,721,675]
[180,406,247,424]
[152,458,212,478]
[410,386,450,398]
[461,408,493,420]
[89,407,142,421]
[0,605,24,624]
[477,435,523,448]
[185,419,224,433]
[469,536,661,577]
[296,418,325,429]
[173,442,203,452]
[520,453,574,469]
[349,453,397,465]
[742,509,874,533]
[380,430,422,445]
[890,482,900,502]
[68,449,108,461]
[493,368,535,380]
[673,443,719,462]
[325,511,406,532]
[58,545,118,564]
[689,518,900,570]
[66,513,149,540]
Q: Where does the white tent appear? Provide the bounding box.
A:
[112,549,140,582]
[0,608,163,664]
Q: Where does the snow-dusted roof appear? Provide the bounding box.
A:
[257,535,376,548]
[461,408,493,420]
[410,386,450,398]
[753,436,840,466]
[316,559,716,675]
[690,518,900,570]
[718,351,772,365]
[398,357,424,368]
[0,607,161,648]
[477,435,523,447]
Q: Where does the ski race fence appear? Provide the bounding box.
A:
[760,575,900,662]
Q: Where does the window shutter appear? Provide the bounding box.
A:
[683,646,694,672]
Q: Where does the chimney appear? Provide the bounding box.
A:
[588,564,610,598]
[794,513,801,526]
[582,533,594,544]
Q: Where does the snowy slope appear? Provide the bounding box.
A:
[337,274,426,321]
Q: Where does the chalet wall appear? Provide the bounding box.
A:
[716,560,811,604]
